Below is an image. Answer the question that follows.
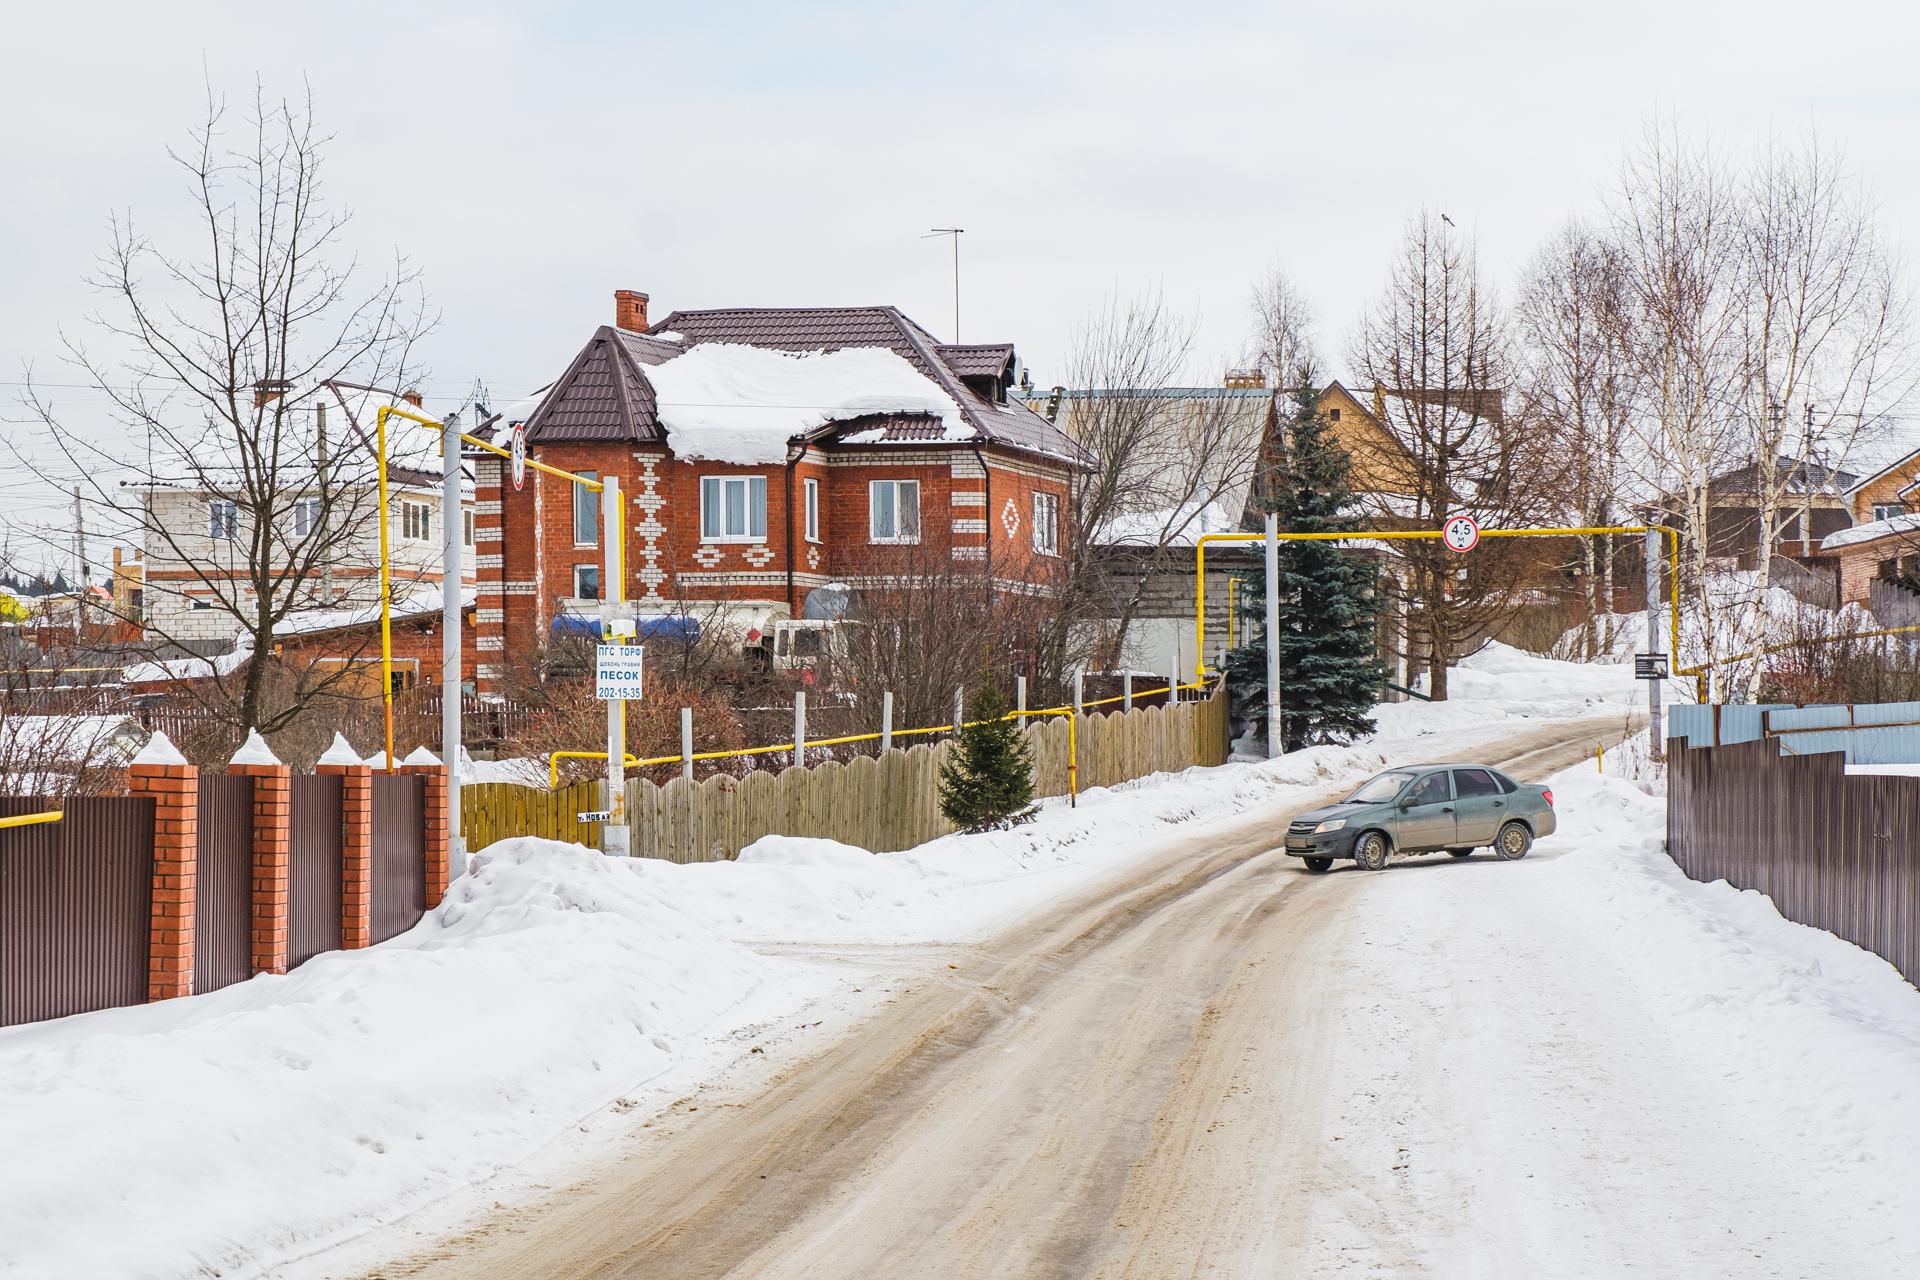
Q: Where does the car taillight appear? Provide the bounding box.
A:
[1543,789,1554,807]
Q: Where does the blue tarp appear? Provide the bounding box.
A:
[549,615,701,643]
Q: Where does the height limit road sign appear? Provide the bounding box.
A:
[510,423,527,492]
[1442,515,1481,552]
[595,644,645,700]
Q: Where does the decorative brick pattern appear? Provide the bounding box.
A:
[633,455,668,600]
[1000,496,1022,539]
[231,761,292,976]
[319,762,373,949]
[694,543,725,568]
[129,762,197,1001]
[744,544,776,568]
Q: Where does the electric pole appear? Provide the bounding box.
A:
[73,487,87,636]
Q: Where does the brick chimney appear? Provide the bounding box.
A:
[401,389,424,408]
[614,289,650,333]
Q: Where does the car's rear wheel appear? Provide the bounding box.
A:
[1494,821,1533,861]
[1353,831,1390,871]
[1446,848,1474,858]
[1302,856,1333,874]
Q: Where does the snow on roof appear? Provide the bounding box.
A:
[1821,511,1920,551]
[645,343,969,464]
[123,648,250,686]
[1096,500,1241,548]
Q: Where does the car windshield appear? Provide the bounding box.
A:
[1347,771,1416,804]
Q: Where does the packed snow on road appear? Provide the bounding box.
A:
[3,644,1918,1278]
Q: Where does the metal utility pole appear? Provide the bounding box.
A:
[1264,513,1282,758]
[441,410,466,881]
[924,228,964,340]
[602,476,630,857]
[1646,528,1664,757]
[316,401,334,604]
[72,487,87,635]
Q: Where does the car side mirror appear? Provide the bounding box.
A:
[1397,798,1414,810]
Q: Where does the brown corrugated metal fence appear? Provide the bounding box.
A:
[370,773,426,945]
[289,774,344,967]
[1,796,155,1025]
[1668,737,1920,987]
[193,774,256,994]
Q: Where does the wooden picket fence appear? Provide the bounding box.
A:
[460,684,1229,863]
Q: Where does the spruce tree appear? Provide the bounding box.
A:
[1227,384,1387,751]
[938,684,1037,832]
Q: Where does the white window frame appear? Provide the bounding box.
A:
[700,475,768,544]
[804,477,822,543]
[292,497,321,538]
[208,499,237,541]
[1032,491,1060,556]
[573,472,600,546]
[401,500,432,543]
[573,564,600,600]
[868,479,921,544]
[1875,503,1908,521]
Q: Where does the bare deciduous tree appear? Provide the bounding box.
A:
[13,82,434,738]
[1516,223,1638,658]
[1352,212,1562,699]
[1051,291,1272,671]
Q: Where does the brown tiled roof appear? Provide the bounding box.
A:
[512,306,1094,468]
[522,326,664,445]
[933,343,1015,379]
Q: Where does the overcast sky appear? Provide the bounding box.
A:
[4,0,1918,564]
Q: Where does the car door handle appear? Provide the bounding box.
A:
[1442,806,1453,813]
[1493,800,1504,807]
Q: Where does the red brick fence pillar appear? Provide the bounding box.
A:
[318,738,373,950]
[403,754,451,904]
[128,741,196,1002]
[231,743,292,977]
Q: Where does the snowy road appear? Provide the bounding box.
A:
[341,715,1905,1280]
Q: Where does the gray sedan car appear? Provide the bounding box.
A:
[1283,764,1556,872]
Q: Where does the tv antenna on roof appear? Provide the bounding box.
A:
[923,228,964,341]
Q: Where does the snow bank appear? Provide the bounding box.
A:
[1536,765,1920,1237]
[0,839,838,1280]
[646,344,969,464]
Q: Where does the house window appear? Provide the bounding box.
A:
[574,564,600,600]
[804,478,821,543]
[869,479,921,544]
[700,475,768,543]
[190,596,213,611]
[1033,491,1060,556]
[463,510,475,547]
[401,501,432,542]
[293,497,321,538]
[1875,503,1909,521]
[1329,408,1341,422]
[208,500,237,541]
[573,472,599,545]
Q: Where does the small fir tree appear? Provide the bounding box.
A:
[1227,383,1387,751]
[938,683,1037,832]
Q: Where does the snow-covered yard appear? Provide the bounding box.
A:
[4,644,1918,1277]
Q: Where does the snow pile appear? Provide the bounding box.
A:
[646,344,970,464]
[1374,641,1649,750]
[229,728,281,766]
[1538,766,1920,1233]
[0,839,836,1280]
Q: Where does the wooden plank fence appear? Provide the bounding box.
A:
[460,685,1230,864]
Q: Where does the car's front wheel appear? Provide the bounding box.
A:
[1494,821,1533,861]
[1353,831,1391,871]
[1302,855,1333,873]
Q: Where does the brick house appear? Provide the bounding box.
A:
[469,291,1093,691]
